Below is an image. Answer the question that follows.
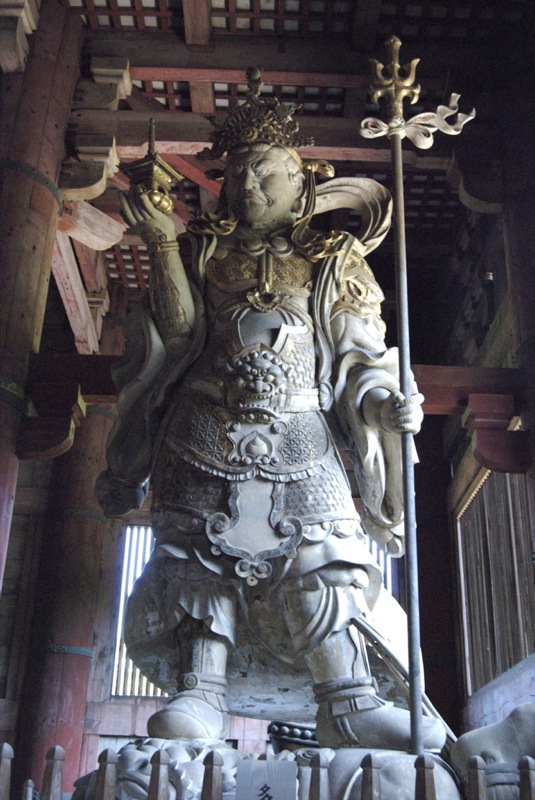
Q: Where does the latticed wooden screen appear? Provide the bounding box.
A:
[112,525,166,696]
[455,472,535,696]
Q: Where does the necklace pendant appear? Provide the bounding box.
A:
[246,287,283,311]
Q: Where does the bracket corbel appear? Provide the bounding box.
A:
[462,393,531,474]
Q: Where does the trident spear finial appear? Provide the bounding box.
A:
[369,35,421,122]
[361,36,475,147]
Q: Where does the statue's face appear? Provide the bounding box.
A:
[224,147,303,228]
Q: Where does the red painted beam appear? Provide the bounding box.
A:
[25,356,524,413]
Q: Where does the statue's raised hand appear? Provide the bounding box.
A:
[120,186,177,243]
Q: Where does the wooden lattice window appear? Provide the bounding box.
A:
[455,471,535,696]
[112,525,166,696]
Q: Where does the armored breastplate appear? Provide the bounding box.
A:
[206,248,314,299]
[189,248,319,417]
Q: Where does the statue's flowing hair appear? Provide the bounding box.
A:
[188,143,344,260]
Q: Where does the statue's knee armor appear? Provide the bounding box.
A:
[314,563,370,589]
[282,575,370,656]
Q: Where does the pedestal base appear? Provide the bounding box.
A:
[72,738,462,800]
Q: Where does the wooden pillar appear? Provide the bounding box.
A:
[415,416,462,735]
[0,1,84,591]
[12,408,115,796]
[79,284,129,776]
[497,29,535,507]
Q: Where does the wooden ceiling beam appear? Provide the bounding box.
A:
[117,140,450,172]
[85,31,379,74]
[70,110,453,170]
[411,365,525,416]
[58,200,125,250]
[182,0,212,49]
[129,67,373,90]
[84,29,491,80]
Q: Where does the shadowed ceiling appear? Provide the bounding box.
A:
[53,0,532,356]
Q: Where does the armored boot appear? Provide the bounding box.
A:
[313,676,446,752]
[147,672,229,740]
[306,626,446,752]
[284,570,446,751]
[147,619,229,740]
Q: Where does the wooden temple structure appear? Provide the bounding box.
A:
[0,0,533,795]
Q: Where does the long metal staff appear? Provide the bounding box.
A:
[360,35,475,754]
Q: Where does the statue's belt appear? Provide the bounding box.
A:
[182,377,321,413]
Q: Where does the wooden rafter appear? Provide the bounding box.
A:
[51,232,100,355]
[24,356,525,418]
[124,85,170,114]
[189,80,215,114]
[84,28,488,77]
[72,242,107,294]
[163,154,222,198]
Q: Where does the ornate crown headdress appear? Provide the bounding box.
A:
[197,67,315,160]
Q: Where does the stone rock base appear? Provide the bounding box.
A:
[73,738,463,800]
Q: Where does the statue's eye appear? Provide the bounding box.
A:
[253,163,269,177]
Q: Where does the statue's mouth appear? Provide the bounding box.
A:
[241,190,265,202]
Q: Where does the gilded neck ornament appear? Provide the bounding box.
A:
[218,226,296,258]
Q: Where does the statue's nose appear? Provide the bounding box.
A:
[243,169,258,190]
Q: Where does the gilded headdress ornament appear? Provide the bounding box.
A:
[198,67,315,160]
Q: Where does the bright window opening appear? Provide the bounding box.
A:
[112,525,165,696]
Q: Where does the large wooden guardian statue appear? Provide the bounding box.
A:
[96,68,445,753]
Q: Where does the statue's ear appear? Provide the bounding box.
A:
[292,192,307,216]
[291,169,308,215]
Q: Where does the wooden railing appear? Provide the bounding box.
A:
[1,742,534,800]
